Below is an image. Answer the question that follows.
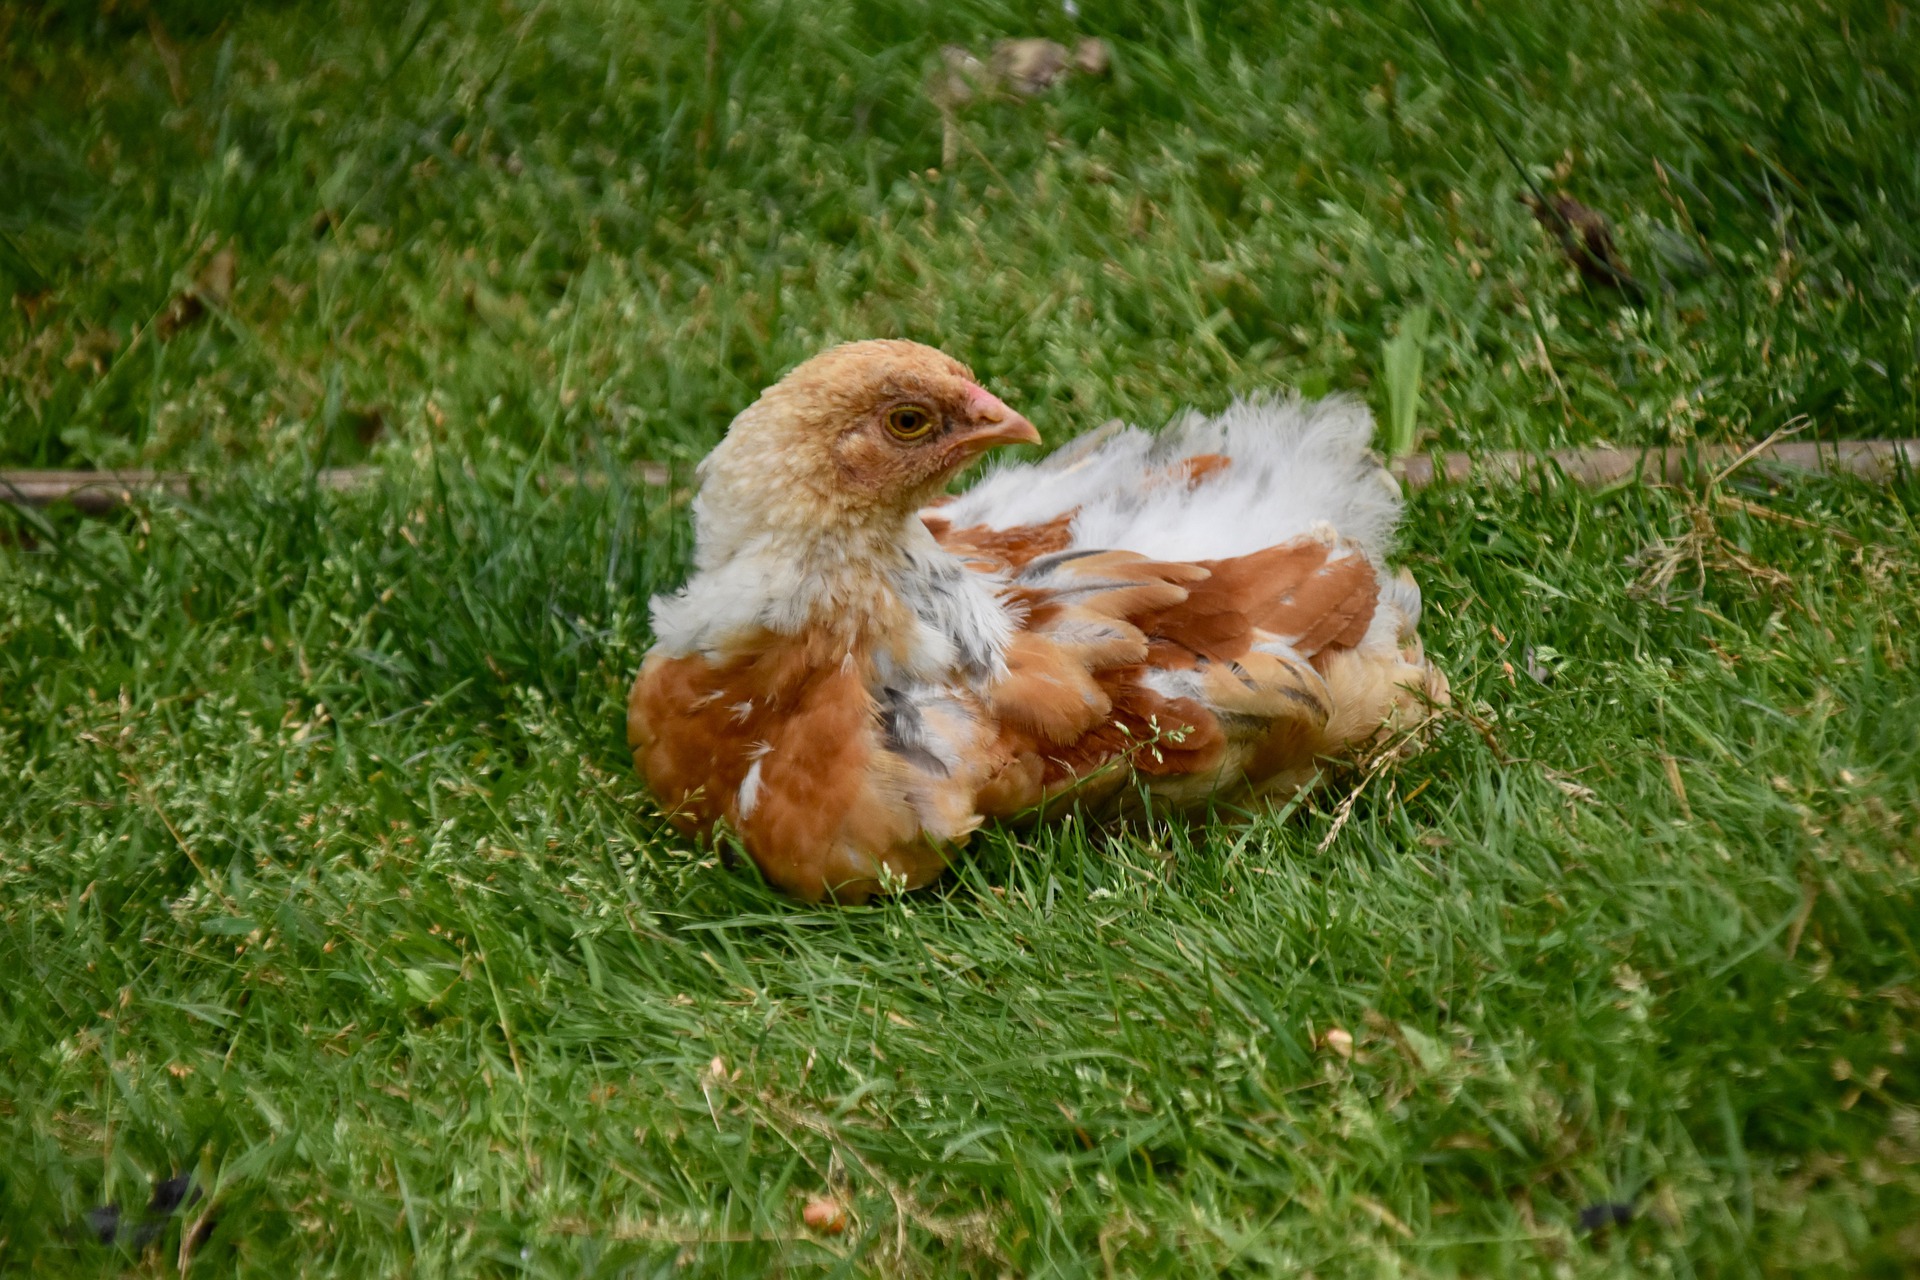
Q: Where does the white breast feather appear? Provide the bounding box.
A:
[651,509,1014,682]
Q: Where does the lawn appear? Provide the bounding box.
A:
[3,0,1919,1274]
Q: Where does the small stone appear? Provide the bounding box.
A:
[802,1195,849,1234]
[1072,37,1112,77]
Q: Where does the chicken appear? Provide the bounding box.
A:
[628,340,1447,902]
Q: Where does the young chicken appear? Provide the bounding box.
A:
[629,340,1446,902]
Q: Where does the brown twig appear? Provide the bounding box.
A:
[1713,491,1861,546]
[1315,729,1425,853]
[120,768,240,915]
[1708,416,1809,488]
[1627,422,1822,604]
[1452,704,1514,765]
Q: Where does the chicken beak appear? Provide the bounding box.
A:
[950,383,1042,458]
[954,414,1043,454]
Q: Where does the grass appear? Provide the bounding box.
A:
[2,0,1918,1274]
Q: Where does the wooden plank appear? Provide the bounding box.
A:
[2,441,1914,513]
[0,464,672,512]
[1390,439,1920,488]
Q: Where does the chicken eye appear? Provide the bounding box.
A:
[885,404,935,441]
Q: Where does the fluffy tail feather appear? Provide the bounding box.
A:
[937,395,1403,565]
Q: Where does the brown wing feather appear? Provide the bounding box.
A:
[952,545,1222,815]
[1144,542,1378,662]
[987,630,1114,744]
[924,511,1074,570]
[959,526,1394,816]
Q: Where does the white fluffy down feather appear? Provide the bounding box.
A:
[932,394,1403,565]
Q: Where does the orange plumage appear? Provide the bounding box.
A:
[629,340,1447,901]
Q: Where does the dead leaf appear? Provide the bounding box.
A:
[931,45,988,108]
[1521,192,1646,302]
[1436,1132,1496,1150]
[991,39,1071,96]
[65,328,122,376]
[199,248,236,306]
[1660,753,1692,820]
[14,289,54,324]
[1352,1194,1414,1238]
[1543,766,1598,805]
[157,247,237,340]
[148,13,188,106]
